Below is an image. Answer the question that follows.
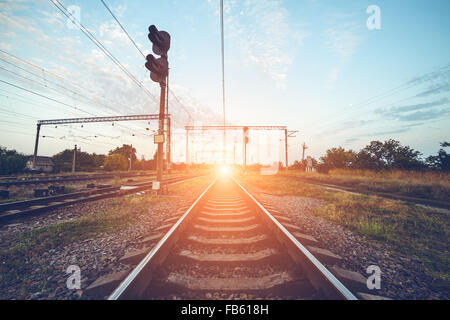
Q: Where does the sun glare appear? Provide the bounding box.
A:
[219,166,230,176]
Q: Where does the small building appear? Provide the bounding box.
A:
[26,156,54,173]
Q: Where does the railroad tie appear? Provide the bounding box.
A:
[177,248,280,263]
[307,246,342,265]
[193,224,260,232]
[186,234,269,245]
[196,216,255,224]
[165,272,298,291]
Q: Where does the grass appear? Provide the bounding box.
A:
[63,185,78,194]
[0,197,28,204]
[0,175,213,298]
[0,196,161,298]
[282,169,450,202]
[239,172,449,285]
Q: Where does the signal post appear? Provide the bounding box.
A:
[145,25,171,189]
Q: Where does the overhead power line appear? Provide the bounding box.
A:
[0,79,97,116]
[99,0,193,123]
[0,49,142,116]
[100,0,145,59]
[0,52,150,137]
[50,0,158,104]
[220,0,226,161]
[314,64,450,136]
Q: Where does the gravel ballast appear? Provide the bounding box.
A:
[0,178,210,300]
[257,193,448,300]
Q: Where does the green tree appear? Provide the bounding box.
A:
[319,147,356,172]
[354,140,424,170]
[133,152,157,171]
[0,146,28,175]
[109,144,136,164]
[53,149,106,172]
[426,142,450,171]
[103,154,128,172]
[52,149,74,172]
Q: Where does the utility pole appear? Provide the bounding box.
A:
[129,144,133,171]
[167,117,171,172]
[166,70,171,174]
[220,0,226,164]
[145,25,170,188]
[72,145,77,173]
[284,129,288,171]
[302,143,308,162]
[243,142,247,171]
[156,81,166,182]
[243,127,249,172]
[32,123,41,170]
[186,129,189,166]
[233,138,236,165]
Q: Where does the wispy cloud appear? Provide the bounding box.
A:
[395,108,450,122]
[377,97,449,114]
[415,84,450,97]
[407,64,450,85]
[376,97,450,121]
[208,0,308,88]
[315,119,374,139]
[113,4,127,17]
[324,15,362,88]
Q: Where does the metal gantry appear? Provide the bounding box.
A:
[33,114,171,170]
[184,125,299,169]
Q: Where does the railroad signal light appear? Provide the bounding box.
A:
[145,54,168,83]
[148,25,171,56]
[243,126,249,144]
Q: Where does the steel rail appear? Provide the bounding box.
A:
[108,177,217,300]
[233,177,357,300]
[0,175,198,224]
[0,172,156,187]
[108,176,357,300]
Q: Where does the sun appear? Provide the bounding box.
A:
[219,165,230,176]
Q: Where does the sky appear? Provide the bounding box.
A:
[0,0,449,164]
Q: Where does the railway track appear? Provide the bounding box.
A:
[0,172,156,187]
[284,175,450,210]
[0,175,198,224]
[107,175,381,300]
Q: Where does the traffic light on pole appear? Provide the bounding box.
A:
[243,126,249,144]
[146,25,171,84]
[148,25,170,56]
[145,54,168,83]
[145,24,171,185]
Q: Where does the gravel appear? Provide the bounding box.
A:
[0,179,209,300]
[3,177,445,300]
[257,193,449,300]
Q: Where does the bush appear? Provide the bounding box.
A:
[103,154,128,172]
[0,147,28,175]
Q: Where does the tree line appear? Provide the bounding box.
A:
[291,140,449,173]
[0,144,158,175]
[1,140,449,175]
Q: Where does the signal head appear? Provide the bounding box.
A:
[148,25,170,56]
[145,54,168,83]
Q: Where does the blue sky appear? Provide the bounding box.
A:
[0,0,449,164]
